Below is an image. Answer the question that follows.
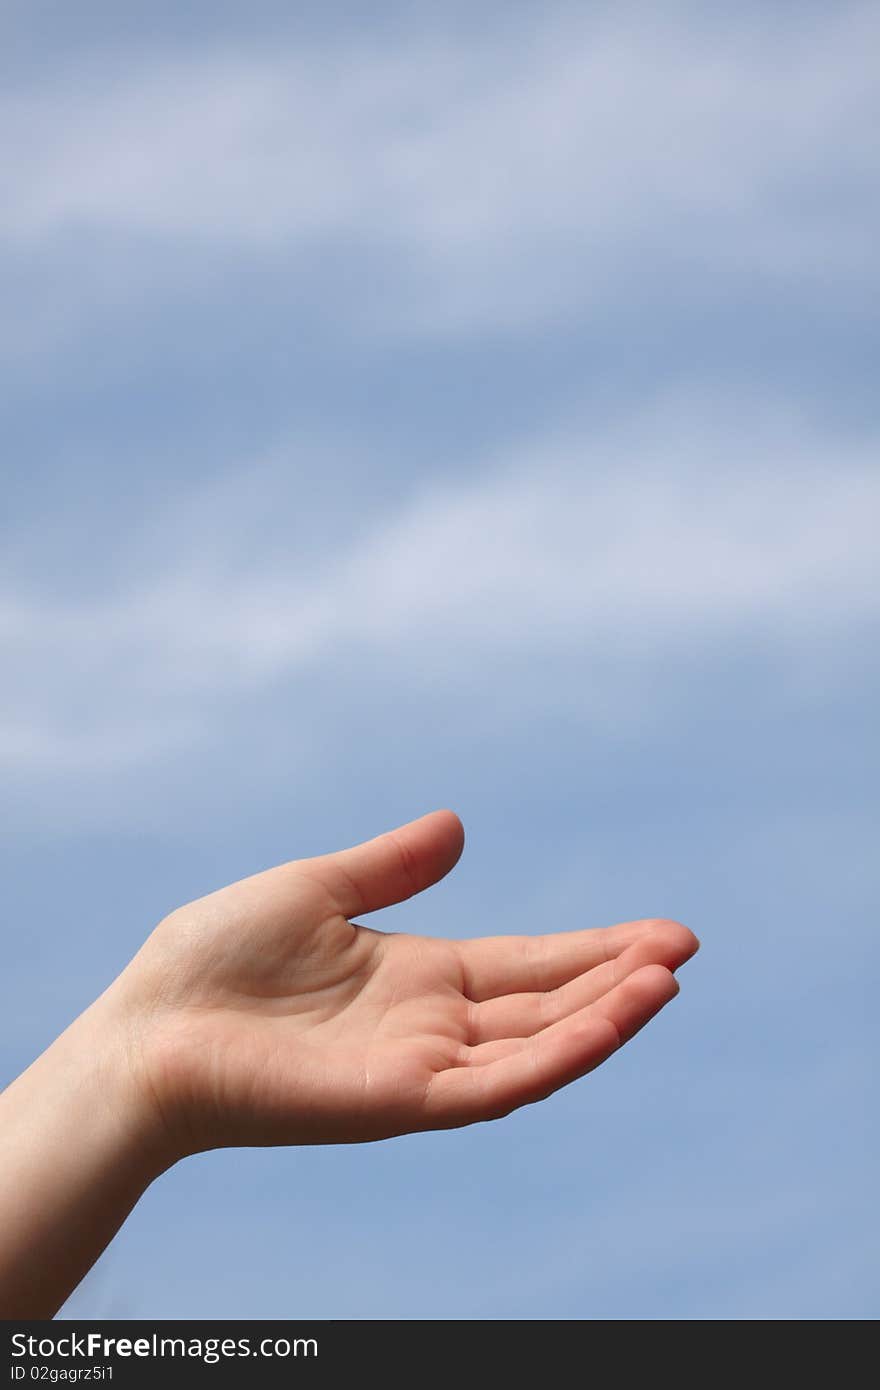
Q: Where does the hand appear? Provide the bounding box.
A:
[0,808,699,1316]
[117,810,698,1158]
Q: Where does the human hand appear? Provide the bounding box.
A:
[0,808,698,1316]
[112,810,698,1160]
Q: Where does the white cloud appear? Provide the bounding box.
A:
[1,3,878,341]
[2,397,877,788]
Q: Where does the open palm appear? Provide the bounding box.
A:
[123,811,698,1156]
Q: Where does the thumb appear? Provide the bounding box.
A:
[299,809,465,919]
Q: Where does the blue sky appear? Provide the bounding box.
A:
[1,1,878,1319]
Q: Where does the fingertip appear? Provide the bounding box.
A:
[426,808,465,859]
[634,962,680,1001]
[391,808,465,890]
[672,922,700,959]
[436,805,465,834]
[643,918,700,964]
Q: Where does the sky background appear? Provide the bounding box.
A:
[1,0,878,1319]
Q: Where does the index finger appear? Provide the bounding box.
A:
[457,918,697,1002]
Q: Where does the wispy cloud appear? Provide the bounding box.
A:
[2,2,878,348]
[3,396,877,791]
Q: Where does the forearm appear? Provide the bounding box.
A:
[0,994,171,1318]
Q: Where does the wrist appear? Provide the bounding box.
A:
[77,987,186,1179]
[0,992,176,1317]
